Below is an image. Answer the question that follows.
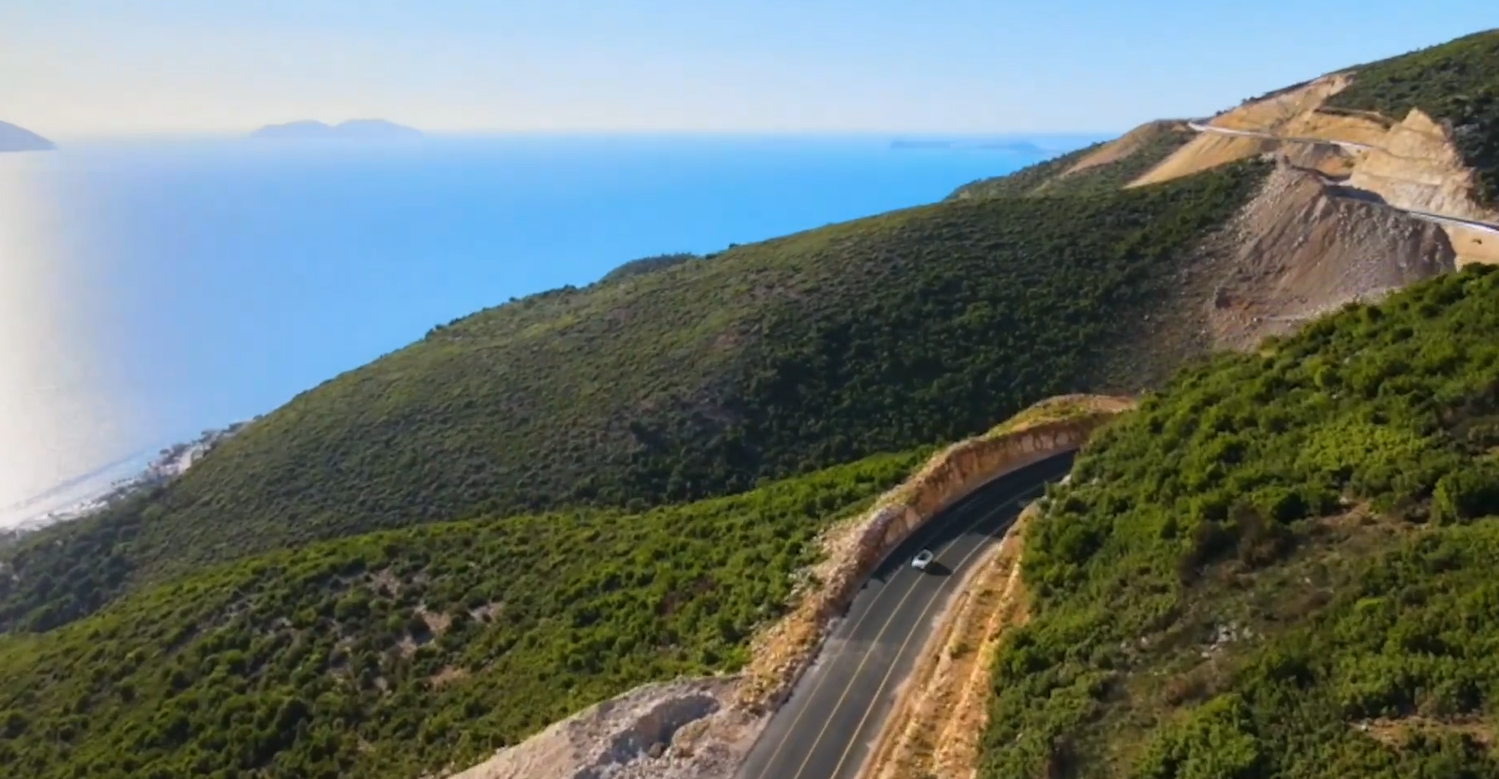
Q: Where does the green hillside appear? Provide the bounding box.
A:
[980,264,1499,778]
[598,252,701,283]
[948,121,1194,201]
[947,143,1101,200]
[0,449,922,779]
[0,160,1269,633]
[1326,28,1499,207]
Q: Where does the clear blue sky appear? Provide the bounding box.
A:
[3,0,1494,135]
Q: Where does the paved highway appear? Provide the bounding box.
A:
[736,452,1076,779]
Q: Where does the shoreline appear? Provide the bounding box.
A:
[0,419,253,538]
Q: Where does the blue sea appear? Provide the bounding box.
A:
[0,132,1100,527]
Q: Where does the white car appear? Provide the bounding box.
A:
[911,549,935,570]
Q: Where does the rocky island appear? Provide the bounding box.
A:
[250,118,423,140]
[0,120,56,152]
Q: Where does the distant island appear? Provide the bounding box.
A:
[250,119,423,140]
[0,120,56,152]
[890,139,1047,154]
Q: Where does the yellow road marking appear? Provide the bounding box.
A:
[740,538,932,779]
[822,486,1043,779]
[743,490,1001,779]
[784,488,1035,779]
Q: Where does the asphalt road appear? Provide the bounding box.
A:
[735,451,1076,779]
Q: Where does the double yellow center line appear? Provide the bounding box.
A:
[742,481,1042,779]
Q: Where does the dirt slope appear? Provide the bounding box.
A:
[1051,120,1189,179]
[1130,75,1350,186]
[1346,109,1499,265]
[1193,162,1455,351]
[1129,69,1499,267]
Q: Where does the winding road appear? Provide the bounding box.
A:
[1185,120,1499,236]
[735,452,1076,779]
[1185,120,1376,152]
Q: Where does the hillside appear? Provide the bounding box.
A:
[1127,30,1499,265]
[4,26,1498,779]
[1324,29,1499,208]
[0,450,923,779]
[598,252,701,283]
[948,120,1194,201]
[0,160,1271,633]
[0,120,56,152]
[980,264,1499,778]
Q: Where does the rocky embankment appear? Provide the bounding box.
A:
[1128,73,1499,267]
[443,395,1133,779]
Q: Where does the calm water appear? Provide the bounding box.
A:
[0,133,1096,527]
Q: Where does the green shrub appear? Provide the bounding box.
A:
[0,449,922,779]
[982,264,1499,778]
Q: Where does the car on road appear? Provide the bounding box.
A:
[911,549,935,570]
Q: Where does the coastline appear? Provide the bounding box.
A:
[0,419,252,540]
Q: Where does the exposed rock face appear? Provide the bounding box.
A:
[444,677,751,779]
[1344,109,1499,266]
[1128,74,1499,269]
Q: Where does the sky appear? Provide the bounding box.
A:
[2,1,1495,136]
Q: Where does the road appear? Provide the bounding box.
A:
[1185,120,1499,236]
[735,451,1076,779]
[1185,120,1375,152]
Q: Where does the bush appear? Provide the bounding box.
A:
[0,449,922,779]
[982,264,1499,778]
[1432,462,1499,523]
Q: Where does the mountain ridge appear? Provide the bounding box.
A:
[0,120,56,152]
[250,118,423,140]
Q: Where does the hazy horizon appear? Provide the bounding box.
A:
[34,128,1123,145]
[3,1,1492,137]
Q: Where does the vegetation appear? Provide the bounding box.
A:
[979,264,1499,778]
[598,252,700,283]
[0,449,923,779]
[0,160,1269,632]
[1325,29,1499,207]
[947,143,1101,199]
[947,122,1193,201]
[1031,124,1194,198]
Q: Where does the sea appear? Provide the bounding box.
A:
[0,131,1103,530]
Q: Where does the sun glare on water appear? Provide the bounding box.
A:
[0,152,140,527]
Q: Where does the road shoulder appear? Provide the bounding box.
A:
[861,501,1041,779]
